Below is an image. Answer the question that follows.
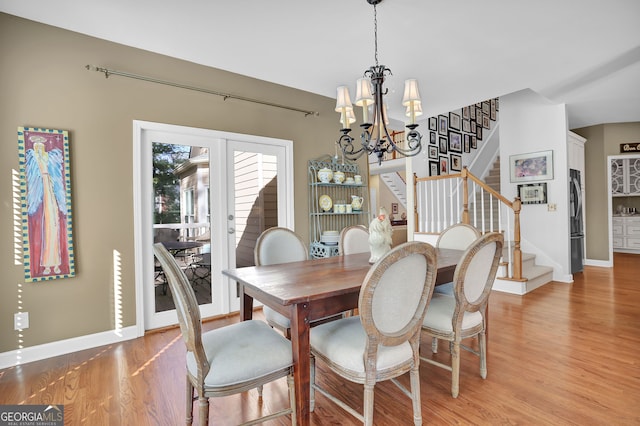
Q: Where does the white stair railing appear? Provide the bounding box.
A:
[414,167,524,281]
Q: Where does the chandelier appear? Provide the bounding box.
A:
[336,0,423,166]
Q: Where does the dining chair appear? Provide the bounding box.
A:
[338,225,370,255]
[420,232,503,398]
[153,243,296,426]
[254,227,309,338]
[433,223,481,296]
[309,241,438,426]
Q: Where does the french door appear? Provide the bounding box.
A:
[134,121,293,330]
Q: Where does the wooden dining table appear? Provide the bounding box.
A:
[222,247,463,426]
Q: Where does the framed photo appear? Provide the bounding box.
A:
[17,127,75,282]
[462,106,470,120]
[450,153,462,172]
[429,116,437,131]
[476,125,483,141]
[471,120,477,133]
[470,105,476,120]
[392,202,399,214]
[471,135,477,149]
[449,112,461,130]
[428,145,438,159]
[463,134,471,153]
[429,160,439,176]
[439,155,449,175]
[430,131,437,144]
[518,183,548,204]
[448,130,462,153]
[439,136,448,154]
[438,114,448,136]
[462,119,471,133]
[482,101,490,115]
[482,114,490,129]
[490,98,497,120]
[510,150,554,182]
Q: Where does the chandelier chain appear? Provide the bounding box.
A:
[373,4,379,67]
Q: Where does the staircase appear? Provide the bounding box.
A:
[483,157,554,295]
[380,172,407,209]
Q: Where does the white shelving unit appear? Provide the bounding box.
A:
[308,156,370,258]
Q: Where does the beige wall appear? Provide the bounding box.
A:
[0,13,360,352]
[573,122,640,261]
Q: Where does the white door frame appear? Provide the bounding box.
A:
[133,120,294,334]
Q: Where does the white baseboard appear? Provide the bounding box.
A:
[0,326,139,369]
[584,258,613,268]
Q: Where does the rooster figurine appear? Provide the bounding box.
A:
[368,207,393,263]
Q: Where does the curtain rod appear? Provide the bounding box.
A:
[85,65,319,117]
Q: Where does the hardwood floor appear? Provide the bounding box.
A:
[1,253,638,425]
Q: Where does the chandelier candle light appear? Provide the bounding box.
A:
[336,0,423,165]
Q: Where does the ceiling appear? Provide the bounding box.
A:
[2,0,640,130]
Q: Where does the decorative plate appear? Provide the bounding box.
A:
[319,194,333,212]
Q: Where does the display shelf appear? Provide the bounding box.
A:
[308,156,370,258]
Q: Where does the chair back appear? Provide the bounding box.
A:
[153,243,210,382]
[452,232,504,314]
[254,227,308,266]
[436,223,480,250]
[359,241,437,348]
[338,225,370,255]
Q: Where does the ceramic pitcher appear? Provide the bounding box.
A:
[351,195,364,211]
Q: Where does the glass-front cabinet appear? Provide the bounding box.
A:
[611,156,640,196]
[308,156,369,258]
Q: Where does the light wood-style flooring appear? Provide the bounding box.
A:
[1,253,638,425]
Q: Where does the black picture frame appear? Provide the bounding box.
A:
[476,126,483,141]
[462,106,470,120]
[438,114,448,136]
[439,136,448,154]
[429,116,437,131]
[518,183,548,204]
[482,114,490,129]
[429,160,439,176]
[428,145,438,159]
[449,112,461,130]
[448,130,462,153]
[439,155,449,175]
[450,153,462,172]
[430,131,437,144]
[462,119,471,133]
[482,101,490,115]
[470,105,476,120]
[463,134,471,153]
[471,135,477,149]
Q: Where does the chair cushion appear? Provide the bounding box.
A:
[422,294,483,333]
[310,316,413,376]
[263,306,291,329]
[186,320,292,387]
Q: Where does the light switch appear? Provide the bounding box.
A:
[548,203,557,212]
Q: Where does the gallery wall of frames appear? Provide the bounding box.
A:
[426,98,499,176]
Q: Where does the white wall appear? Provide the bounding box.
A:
[500,89,573,282]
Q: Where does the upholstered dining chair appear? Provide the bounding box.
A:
[434,223,481,296]
[153,243,296,426]
[310,242,438,426]
[338,225,370,255]
[420,232,503,398]
[254,227,309,338]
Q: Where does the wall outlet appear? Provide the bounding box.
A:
[548,203,557,212]
[14,312,29,330]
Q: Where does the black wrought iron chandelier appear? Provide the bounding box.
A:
[336,0,423,166]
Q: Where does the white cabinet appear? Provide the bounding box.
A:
[612,216,640,252]
[611,155,640,196]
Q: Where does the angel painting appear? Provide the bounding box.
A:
[19,128,74,281]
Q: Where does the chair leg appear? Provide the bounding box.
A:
[288,374,297,425]
[479,331,487,379]
[451,341,460,398]
[197,396,209,426]
[310,355,316,412]
[363,383,375,426]
[186,377,194,425]
[431,337,438,353]
[410,366,422,426]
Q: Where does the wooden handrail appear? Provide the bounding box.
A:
[415,166,523,281]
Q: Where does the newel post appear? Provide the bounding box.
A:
[512,197,523,280]
[461,167,470,225]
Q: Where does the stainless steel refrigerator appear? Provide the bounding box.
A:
[569,169,584,273]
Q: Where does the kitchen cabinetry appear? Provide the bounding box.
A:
[611,155,640,196]
[308,156,369,258]
[612,216,640,253]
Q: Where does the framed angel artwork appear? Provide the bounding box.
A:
[18,127,75,282]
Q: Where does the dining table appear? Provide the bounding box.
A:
[222,247,464,426]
